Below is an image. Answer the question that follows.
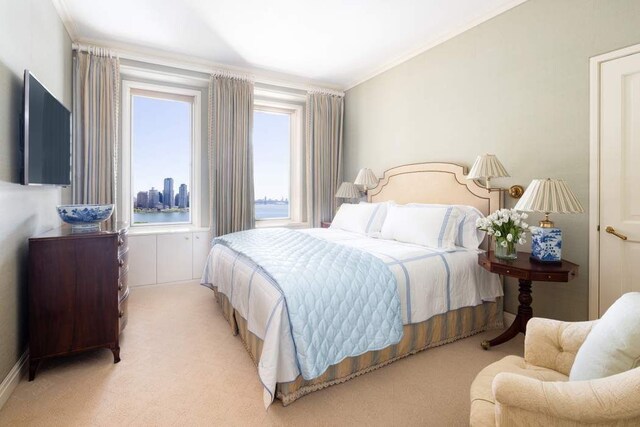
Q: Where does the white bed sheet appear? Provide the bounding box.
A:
[201,228,502,407]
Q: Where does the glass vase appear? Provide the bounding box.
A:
[495,241,517,260]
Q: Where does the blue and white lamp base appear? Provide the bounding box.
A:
[530,226,562,263]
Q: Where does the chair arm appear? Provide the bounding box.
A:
[493,368,640,425]
[524,318,597,376]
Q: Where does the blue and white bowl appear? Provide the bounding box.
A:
[56,204,114,232]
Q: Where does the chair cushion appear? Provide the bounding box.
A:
[470,355,568,426]
[570,292,640,381]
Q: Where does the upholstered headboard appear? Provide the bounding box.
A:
[367,162,502,216]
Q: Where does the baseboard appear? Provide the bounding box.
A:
[503,311,516,326]
[0,350,28,411]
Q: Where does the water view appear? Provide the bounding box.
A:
[134,210,190,224]
[255,204,289,220]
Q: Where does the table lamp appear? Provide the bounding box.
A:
[514,178,584,263]
[354,168,378,192]
[335,182,361,204]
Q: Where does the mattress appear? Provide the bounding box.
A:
[201,228,503,407]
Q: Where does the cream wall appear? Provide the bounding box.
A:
[344,0,640,320]
[0,0,71,379]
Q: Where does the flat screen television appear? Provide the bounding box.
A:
[22,70,72,186]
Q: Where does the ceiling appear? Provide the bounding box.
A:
[54,0,527,89]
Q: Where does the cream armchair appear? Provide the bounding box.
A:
[470,318,640,426]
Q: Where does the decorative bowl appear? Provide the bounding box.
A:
[56,204,114,232]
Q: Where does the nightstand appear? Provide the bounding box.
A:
[478,251,579,350]
[321,221,331,228]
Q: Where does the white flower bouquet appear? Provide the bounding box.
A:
[476,208,529,259]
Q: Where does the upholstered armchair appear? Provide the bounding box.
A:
[470,318,640,426]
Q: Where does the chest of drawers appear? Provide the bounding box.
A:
[28,224,129,380]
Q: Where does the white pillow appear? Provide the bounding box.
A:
[380,204,460,249]
[408,203,486,249]
[358,201,391,236]
[569,292,640,381]
[329,203,385,235]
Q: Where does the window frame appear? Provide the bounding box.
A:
[121,80,202,229]
[253,98,305,227]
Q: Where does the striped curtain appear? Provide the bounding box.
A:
[306,92,344,227]
[72,49,120,224]
[209,75,255,236]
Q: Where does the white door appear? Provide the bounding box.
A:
[598,52,640,315]
[192,232,210,279]
[157,232,193,283]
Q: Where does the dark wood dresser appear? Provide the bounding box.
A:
[28,223,129,380]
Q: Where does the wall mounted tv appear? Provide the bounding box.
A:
[22,70,72,186]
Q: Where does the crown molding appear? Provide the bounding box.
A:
[73,38,345,94]
[344,0,529,90]
[51,0,78,40]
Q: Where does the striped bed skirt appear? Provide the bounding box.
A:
[213,289,503,406]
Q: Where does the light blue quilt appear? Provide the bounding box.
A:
[213,228,403,380]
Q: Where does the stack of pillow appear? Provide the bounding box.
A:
[328,201,487,250]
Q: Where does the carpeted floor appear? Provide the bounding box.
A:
[0,282,522,426]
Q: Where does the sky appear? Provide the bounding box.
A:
[252,111,290,200]
[132,96,290,201]
[132,95,191,195]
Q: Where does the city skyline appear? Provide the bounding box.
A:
[135,177,189,209]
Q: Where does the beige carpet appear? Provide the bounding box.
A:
[0,282,523,426]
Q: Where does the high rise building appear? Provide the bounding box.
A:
[163,178,174,208]
[174,194,179,207]
[136,191,149,208]
[148,187,160,208]
[178,184,188,208]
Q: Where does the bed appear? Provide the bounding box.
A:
[201,162,504,407]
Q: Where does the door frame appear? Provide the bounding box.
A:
[589,43,640,319]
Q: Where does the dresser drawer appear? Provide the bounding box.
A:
[489,264,529,280]
[117,231,128,256]
[118,269,129,300]
[118,249,129,276]
[530,271,572,282]
[118,289,130,333]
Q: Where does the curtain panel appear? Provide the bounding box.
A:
[72,50,120,223]
[306,92,344,227]
[208,75,255,236]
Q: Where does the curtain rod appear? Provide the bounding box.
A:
[72,42,345,96]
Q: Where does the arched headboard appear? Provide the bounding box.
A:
[368,162,502,216]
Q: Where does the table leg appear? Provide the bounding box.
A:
[481,279,533,350]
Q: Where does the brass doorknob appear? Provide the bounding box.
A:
[605,226,628,241]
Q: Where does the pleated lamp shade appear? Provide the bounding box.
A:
[354,168,378,190]
[335,182,361,199]
[467,154,510,183]
[515,179,584,214]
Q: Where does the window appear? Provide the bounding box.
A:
[253,97,304,225]
[121,81,201,227]
[253,110,290,220]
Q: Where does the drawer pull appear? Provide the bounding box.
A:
[119,310,124,318]
[548,275,552,279]
[118,259,124,268]
[506,270,510,274]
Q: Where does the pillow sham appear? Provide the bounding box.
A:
[358,201,391,236]
[569,292,640,381]
[407,203,486,249]
[380,204,460,249]
[329,203,386,235]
